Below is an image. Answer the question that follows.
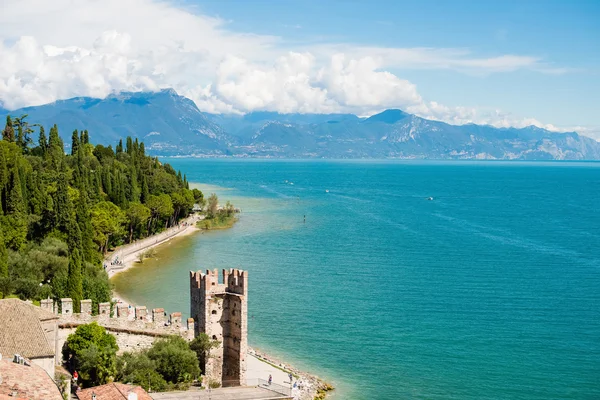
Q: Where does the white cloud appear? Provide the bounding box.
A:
[0,0,592,140]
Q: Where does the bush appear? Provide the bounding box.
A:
[116,352,167,392]
[63,323,118,387]
[146,336,200,386]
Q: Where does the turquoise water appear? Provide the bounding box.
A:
[114,160,600,399]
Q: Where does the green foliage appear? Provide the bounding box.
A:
[116,352,167,392]
[189,333,220,374]
[2,116,15,142]
[146,336,200,386]
[0,118,190,302]
[64,323,118,387]
[116,336,201,391]
[91,201,126,253]
[206,193,218,219]
[191,188,204,206]
[126,203,150,243]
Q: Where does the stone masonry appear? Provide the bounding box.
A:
[190,269,248,387]
[42,298,195,363]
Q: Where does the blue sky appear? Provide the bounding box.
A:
[0,0,598,137]
[192,0,599,129]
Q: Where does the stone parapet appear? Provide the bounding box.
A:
[50,298,191,342]
[80,299,92,315]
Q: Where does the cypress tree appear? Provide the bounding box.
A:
[0,146,8,211]
[126,136,133,155]
[76,189,95,263]
[2,116,15,142]
[0,226,7,278]
[116,139,123,154]
[83,130,89,145]
[54,170,71,232]
[183,174,188,189]
[66,247,83,312]
[39,126,47,155]
[140,175,149,204]
[71,130,79,155]
[16,121,24,150]
[7,166,24,215]
[140,142,145,157]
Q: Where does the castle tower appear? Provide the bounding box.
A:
[190,268,248,387]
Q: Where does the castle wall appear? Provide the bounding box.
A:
[190,268,248,387]
[50,298,192,365]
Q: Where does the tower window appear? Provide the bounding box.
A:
[212,310,217,315]
[212,335,218,340]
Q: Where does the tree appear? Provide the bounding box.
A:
[140,175,149,204]
[2,116,15,142]
[189,333,220,374]
[76,191,96,263]
[206,193,218,219]
[0,226,8,298]
[71,129,80,155]
[191,189,204,208]
[90,201,125,253]
[6,166,24,214]
[116,352,167,392]
[146,336,200,386]
[63,323,118,387]
[38,126,47,155]
[126,203,150,243]
[67,248,83,312]
[54,170,71,233]
[146,194,173,233]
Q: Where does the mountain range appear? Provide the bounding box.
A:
[2,89,599,160]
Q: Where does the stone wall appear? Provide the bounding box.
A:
[190,269,248,387]
[46,298,195,363]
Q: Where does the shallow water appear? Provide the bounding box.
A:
[113,160,600,399]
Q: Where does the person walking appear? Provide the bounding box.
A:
[288,373,293,383]
[268,374,272,385]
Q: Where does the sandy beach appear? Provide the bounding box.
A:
[105,213,203,279]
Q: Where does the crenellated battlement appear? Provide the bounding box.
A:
[190,268,248,387]
[190,268,248,296]
[43,298,195,358]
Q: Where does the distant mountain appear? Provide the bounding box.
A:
[0,89,232,155]
[2,90,599,160]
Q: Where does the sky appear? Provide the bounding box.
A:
[0,0,598,139]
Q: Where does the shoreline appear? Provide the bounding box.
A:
[107,200,335,399]
[105,213,202,280]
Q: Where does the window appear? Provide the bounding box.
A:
[232,310,236,316]
[212,310,217,315]
[212,335,218,340]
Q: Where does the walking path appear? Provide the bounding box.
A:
[105,214,203,278]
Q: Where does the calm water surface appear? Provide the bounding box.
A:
[113,160,600,399]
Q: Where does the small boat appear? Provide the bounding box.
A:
[427,197,434,201]
[290,182,294,185]
[325,190,329,193]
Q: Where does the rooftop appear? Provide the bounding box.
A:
[0,298,56,359]
[0,358,62,400]
[77,383,153,400]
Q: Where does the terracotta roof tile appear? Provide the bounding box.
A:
[77,383,152,400]
[0,358,62,400]
[0,299,54,359]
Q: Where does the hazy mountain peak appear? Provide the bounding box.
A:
[1,91,598,160]
[365,109,409,124]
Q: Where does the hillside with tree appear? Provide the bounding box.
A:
[0,115,203,310]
